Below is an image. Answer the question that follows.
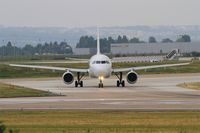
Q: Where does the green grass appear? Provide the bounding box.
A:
[112,60,200,74]
[0,64,63,79]
[0,61,200,79]
[0,55,69,62]
[178,82,200,90]
[1,110,200,133]
[0,83,57,98]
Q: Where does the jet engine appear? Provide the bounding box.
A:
[126,71,138,84]
[62,72,74,84]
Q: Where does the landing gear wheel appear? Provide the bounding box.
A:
[115,72,125,87]
[75,72,85,88]
[80,81,83,87]
[121,80,125,87]
[75,81,78,87]
[99,83,103,88]
[117,80,120,87]
[98,79,104,88]
[75,80,83,87]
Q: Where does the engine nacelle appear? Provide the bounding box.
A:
[126,71,138,84]
[62,72,74,84]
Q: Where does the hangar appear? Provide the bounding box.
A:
[111,42,200,55]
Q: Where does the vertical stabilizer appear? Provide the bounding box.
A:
[97,28,101,55]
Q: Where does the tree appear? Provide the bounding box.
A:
[23,44,35,55]
[161,38,173,43]
[117,35,123,43]
[59,42,73,54]
[76,36,114,53]
[122,35,129,43]
[116,35,129,43]
[76,36,96,48]
[0,122,6,133]
[108,37,115,44]
[6,41,12,47]
[176,35,191,42]
[130,37,140,43]
[149,36,157,43]
[100,38,110,53]
[36,43,42,55]
[191,51,200,57]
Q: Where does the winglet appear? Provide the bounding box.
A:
[97,27,101,54]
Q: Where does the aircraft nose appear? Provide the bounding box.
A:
[97,70,105,76]
[96,68,106,77]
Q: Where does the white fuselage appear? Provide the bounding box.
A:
[89,54,112,78]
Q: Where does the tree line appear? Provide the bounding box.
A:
[76,34,191,53]
[76,35,149,53]
[150,35,191,43]
[0,41,72,57]
[0,34,192,56]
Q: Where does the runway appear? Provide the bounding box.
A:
[1,73,200,110]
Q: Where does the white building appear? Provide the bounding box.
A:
[111,42,200,55]
[73,48,90,55]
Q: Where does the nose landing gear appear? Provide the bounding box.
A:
[98,80,104,88]
[98,76,104,88]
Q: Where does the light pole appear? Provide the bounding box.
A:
[13,42,16,59]
[2,40,4,58]
[13,41,17,60]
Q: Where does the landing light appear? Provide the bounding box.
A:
[99,76,104,81]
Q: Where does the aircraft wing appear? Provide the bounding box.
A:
[9,64,89,73]
[113,62,190,73]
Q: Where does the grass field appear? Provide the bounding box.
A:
[0,83,57,98]
[113,60,200,74]
[0,60,200,79]
[0,110,200,133]
[0,63,63,79]
[178,82,200,90]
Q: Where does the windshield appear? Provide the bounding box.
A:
[92,61,110,64]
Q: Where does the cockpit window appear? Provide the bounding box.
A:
[96,61,101,64]
[101,61,106,64]
[101,61,110,64]
[92,61,110,64]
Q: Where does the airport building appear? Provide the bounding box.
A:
[73,48,90,55]
[73,48,98,55]
[73,42,200,55]
[111,42,200,55]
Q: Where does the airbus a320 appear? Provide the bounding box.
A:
[10,29,189,88]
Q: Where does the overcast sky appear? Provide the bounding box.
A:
[0,0,199,27]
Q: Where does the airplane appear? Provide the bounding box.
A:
[9,29,190,88]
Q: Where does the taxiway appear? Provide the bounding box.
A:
[0,73,200,110]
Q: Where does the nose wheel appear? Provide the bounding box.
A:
[98,80,104,88]
[115,72,125,87]
[75,72,84,87]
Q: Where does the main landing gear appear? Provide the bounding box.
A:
[75,72,84,87]
[115,72,125,87]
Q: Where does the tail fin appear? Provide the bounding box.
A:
[97,28,101,54]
